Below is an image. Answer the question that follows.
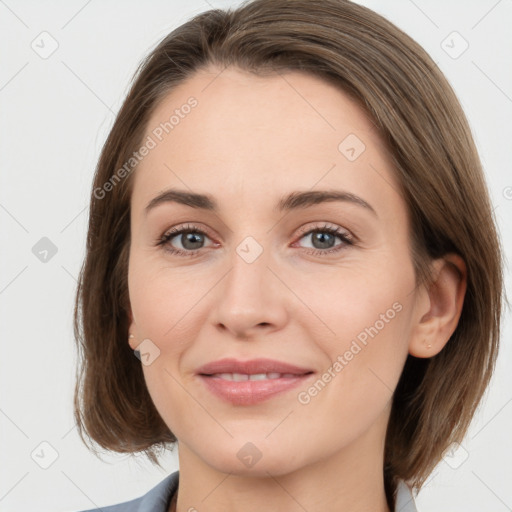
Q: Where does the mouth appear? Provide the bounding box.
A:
[196,358,315,405]
[204,372,305,381]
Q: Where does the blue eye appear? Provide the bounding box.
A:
[156,224,214,257]
[295,224,354,255]
[156,223,354,257]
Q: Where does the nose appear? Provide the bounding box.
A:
[210,242,289,339]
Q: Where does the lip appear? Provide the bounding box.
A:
[196,358,313,376]
[196,358,315,406]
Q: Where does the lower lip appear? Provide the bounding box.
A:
[198,374,314,406]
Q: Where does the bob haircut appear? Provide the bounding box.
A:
[73,0,504,505]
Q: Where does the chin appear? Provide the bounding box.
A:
[197,438,305,477]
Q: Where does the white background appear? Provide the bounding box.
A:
[0,0,511,511]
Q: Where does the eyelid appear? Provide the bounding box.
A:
[291,222,355,253]
[163,222,215,239]
[159,222,352,242]
[157,223,217,249]
[157,221,356,257]
[294,222,353,240]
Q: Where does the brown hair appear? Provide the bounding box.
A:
[73,0,504,506]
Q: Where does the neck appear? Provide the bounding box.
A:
[171,410,392,512]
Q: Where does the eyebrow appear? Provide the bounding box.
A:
[144,188,377,217]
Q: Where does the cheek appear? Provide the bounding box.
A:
[294,289,413,449]
[128,261,199,435]
[128,255,207,342]
[299,259,413,346]
[297,254,415,401]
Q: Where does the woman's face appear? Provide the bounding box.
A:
[127,66,425,476]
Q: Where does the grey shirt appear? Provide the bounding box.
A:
[77,471,419,511]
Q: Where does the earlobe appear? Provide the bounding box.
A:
[127,308,138,350]
[128,333,138,350]
[408,254,467,358]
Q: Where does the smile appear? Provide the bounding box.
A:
[198,372,315,406]
[209,372,298,381]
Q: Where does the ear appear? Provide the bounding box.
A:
[127,307,138,351]
[408,253,467,358]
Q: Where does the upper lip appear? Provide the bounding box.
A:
[196,358,314,376]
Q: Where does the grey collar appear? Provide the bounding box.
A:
[131,472,420,512]
[395,479,419,511]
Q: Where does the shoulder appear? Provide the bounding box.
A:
[75,471,179,512]
[395,479,419,512]
[74,472,416,512]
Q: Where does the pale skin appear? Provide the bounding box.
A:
[127,66,467,512]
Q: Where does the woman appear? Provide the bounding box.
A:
[73,0,503,511]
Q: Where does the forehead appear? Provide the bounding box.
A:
[131,66,402,218]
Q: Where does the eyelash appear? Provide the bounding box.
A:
[155,223,354,258]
